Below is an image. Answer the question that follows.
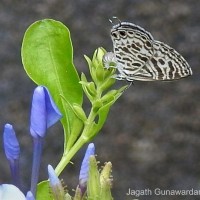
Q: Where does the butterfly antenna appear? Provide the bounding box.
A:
[109,16,121,26]
[126,81,133,89]
[109,18,114,25]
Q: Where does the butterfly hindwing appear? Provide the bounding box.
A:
[144,40,192,80]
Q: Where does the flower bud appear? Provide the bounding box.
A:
[48,165,65,200]
[87,156,101,198]
[3,124,20,161]
[99,162,113,199]
[26,191,35,200]
[72,104,87,122]
[30,86,62,138]
[3,124,21,188]
[79,143,95,195]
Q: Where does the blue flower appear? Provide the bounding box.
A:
[3,124,20,161]
[2,86,62,198]
[48,165,65,200]
[25,191,35,200]
[3,124,21,188]
[0,184,35,200]
[79,143,95,194]
[0,184,25,200]
[30,86,62,138]
[30,86,62,196]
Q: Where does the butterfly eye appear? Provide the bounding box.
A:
[119,31,126,37]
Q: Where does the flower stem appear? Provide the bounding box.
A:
[30,137,43,197]
[55,135,87,176]
[55,106,97,176]
[10,159,21,189]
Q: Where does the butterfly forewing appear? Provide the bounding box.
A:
[110,22,192,81]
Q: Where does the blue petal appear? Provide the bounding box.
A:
[26,191,35,200]
[48,165,60,186]
[48,165,65,199]
[43,86,62,128]
[30,86,46,138]
[3,124,20,161]
[0,184,25,200]
[30,86,62,138]
[79,143,95,187]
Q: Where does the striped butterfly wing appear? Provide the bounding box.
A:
[145,40,192,80]
[111,22,192,81]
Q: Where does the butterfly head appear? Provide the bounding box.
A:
[111,21,154,42]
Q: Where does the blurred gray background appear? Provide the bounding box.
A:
[0,0,200,199]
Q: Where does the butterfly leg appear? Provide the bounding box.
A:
[111,73,126,80]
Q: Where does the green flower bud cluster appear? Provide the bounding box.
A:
[85,48,116,93]
[74,48,127,140]
[72,156,113,200]
[87,156,113,200]
[55,47,127,182]
[50,144,113,200]
[81,48,116,101]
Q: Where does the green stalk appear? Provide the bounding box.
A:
[55,108,97,176]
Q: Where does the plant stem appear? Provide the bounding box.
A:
[31,137,43,197]
[55,104,99,175]
[55,134,87,176]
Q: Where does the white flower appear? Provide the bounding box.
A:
[0,184,25,200]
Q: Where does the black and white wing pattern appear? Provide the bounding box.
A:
[110,22,192,81]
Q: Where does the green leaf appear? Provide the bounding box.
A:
[37,181,53,200]
[21,19,83,148]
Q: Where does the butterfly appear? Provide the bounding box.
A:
[103,20,192,81]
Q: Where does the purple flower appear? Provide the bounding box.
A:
[79,143,95,194]
[3,124,21,188]
[30,86,62,196]
[3,124,20,161]
[48,165,64,199]
[1,86,62,198]
[30,86,62,138]
[26,191,35,200]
